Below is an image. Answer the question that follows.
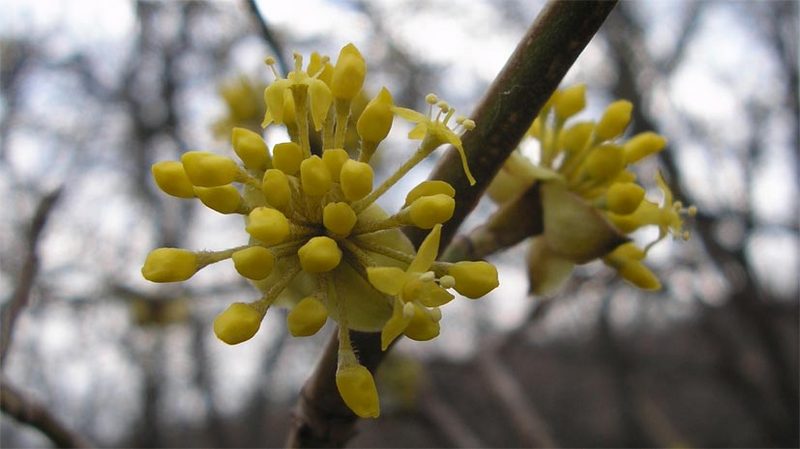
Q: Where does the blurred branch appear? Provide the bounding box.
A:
[477,350,558,448]
[246,0,290,75]
[0,188,62,365]
[1,378,91,448]
[286,2,617,447]
[417,377,486,448]
[605,6,799,445]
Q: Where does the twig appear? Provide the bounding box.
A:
[0,188,62,365]
[246,0,290,75]
[417,376,486,448]
[1,378,91,448]
[285,2,617,447]
[476,350,558,448]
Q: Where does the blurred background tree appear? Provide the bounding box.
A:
[0,0,797,447]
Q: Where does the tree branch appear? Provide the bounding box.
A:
[1,378,91,448]
[0,188,62,365]
[285,2,617,447]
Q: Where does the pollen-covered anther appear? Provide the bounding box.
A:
[340,160,374,201]
[300,155,333,196]
[232,127,270,170]
[181,151,240,187]
[323,202,357,236]
[232,246,275,280]
[193,185,243,214]
[298,236,342,273]
[141,248,198,283]
[246,207,290,245]
[407,194,456,229]
[287,296,328,337]
[151,161,195,198]
[213,302,264,345]
[272,142,304,175]
[261,169,291,209]
[448,261,499,299]
[438,275,456,289]
[425,93,439,105]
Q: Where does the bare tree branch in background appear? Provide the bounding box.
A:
[605,4,799,446]
[0,379,91,449]
[246,0,290,75]
[0,188,62,364]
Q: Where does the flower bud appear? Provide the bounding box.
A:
[232,246,275,280]
[606,182,645,215]
[231,127,270,170]
[193,185,242,214]
[141,248,197,283]
[336,364,380,418]
[261,169,291,209]
[595,100,633,141]
[340,160,373,201]
[300,155,332,196]
[246,207,290,245]
[287,296,328,337]
[181,151,240,187]
[152,161,195,198]
[553,84,586,120]
[583,145,624,182]
[272,142,304,175]
[298,236,342,273]
[213,303,263,345]
[559,122,595,153]
[323,202,357,236]
[357,87,394,143]
[448,261,499,299]
[404,180,455,206]
[331,43,366,100]
[623,131,667,164]
[322,149,349,182]
[408,194,455,229]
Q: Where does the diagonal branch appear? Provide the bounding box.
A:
[1,378,91,448]
[0,188,62,365]
[285,2,617,447]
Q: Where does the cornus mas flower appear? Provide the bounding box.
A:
[488,84,695,294]
[142,43,498,419]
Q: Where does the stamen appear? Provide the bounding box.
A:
[264,57,281,78]
[293,52,303,72]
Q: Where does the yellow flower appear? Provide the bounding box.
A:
[142,44,498,418]
[488,84,694,294]
[393,94,477,185]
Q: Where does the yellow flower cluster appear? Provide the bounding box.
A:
[488,84,695,294]
[141,44,499,418]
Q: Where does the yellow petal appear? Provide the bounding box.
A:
[367,267,410,296]
[408,224,441,273]
[392,106,426,123]
[381,299,412,350]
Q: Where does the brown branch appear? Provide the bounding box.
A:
[1,378,91,448]
[285,2,617,447]
[477,350,558,448]
[245,0,290,75]
[0,188,62,365]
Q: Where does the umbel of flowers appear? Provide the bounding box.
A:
[488,84,695,294]
[141,44,499,418]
